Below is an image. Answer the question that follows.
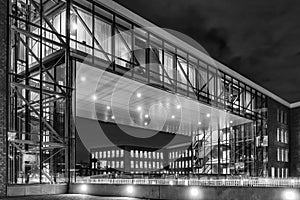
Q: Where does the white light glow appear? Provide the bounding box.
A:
[230,120,233,124]
[198,121,202,125]
[145,114,149,118]
[137,93,142,98]
[80,184,88,193]
[144,122,148,126]
[106,106,111,110]
[169,180,174,185]
[111,116,115,120]
[171,115,175,119]
[282,190,298,200]
[126,185,134,194]
[176,105,181,109]
[72,23,78,30]
[137,106,142,111]
[185,180,189,186]
[206,113,211,118]
[190,187,199,197]
[92,95,97,101]
[80,76,86,82]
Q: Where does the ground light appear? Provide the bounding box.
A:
[169,180,174,185]
[80,184,88,193]
[282,189,298,200]
[189,187,200,199]
[126,185,134,195]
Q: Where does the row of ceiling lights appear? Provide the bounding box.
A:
[90,92,233,125]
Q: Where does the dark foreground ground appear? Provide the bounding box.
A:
[0,194,143,200]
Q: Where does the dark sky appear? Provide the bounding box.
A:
[113,0,300,103]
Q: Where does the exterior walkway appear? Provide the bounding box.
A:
[0,194,143,200]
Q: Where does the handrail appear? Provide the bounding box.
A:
[75,177,300,188]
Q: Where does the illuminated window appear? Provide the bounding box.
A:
[160,152,163,159]
[281,129,284,143]
[169,153,171,159]
[130,150,134,158]
[140,161,143,168]
[277,128,280,142]
[140,151,143,158]
[95,152,98,159]
[116,161,119,168]
[99,152,102,158]
[285,149,289,162]
[148,152,151,159]
[116,150,119,158]
[115,29,132,68]
[281,149,284,162]
[112,150,115,158]
[131,161,134,168]
[120,161,124,168]
[112,161,115,168]
[92,153,95,159]
[120,150,124,157]
[157,162,160,169]
[277,148,280,162]
[153,162,156,169]
[144,161,147,169]
[107,151,111,158]
[144,151,147,158]
[153,152,156,159]
[271,167,275,178]
[157,152,159,159]
[94,16,112,60]
[103,151,106,158]
[149,162,151,169]
[135,161,139,169]
[135,150,139,158]
[284,131,288,144]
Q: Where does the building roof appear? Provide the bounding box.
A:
[96,0,299,108]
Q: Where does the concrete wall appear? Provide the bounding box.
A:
[290,107,300,176]
[69,183,300,200]
[0,0,8,197]
[7,184,68,197]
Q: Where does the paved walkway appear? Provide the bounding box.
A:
[0,194,144,200]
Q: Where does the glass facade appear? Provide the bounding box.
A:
[8,0,272,185]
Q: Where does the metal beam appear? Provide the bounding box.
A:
[28,0,66,46]
[12,87,64,143]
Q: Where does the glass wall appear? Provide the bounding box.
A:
[8,0,268,183]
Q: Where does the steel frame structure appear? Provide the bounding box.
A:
[7,0,269,185]
[8,0,75,184]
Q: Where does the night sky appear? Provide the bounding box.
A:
[113,0,300,103]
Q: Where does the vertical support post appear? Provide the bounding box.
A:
[24,0,30,185]
[0,0,9,196]
[217,125,221,177]
[65,0,71,184]
[39,0,43,184]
